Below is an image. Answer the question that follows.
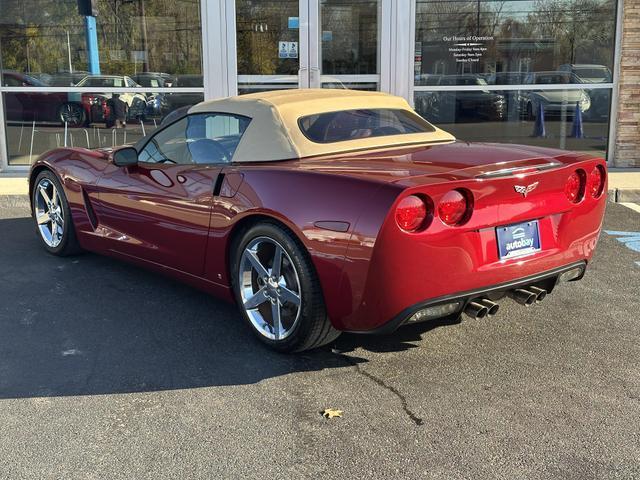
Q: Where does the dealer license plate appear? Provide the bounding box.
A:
[496,220,541,259]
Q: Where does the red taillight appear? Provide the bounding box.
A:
[395,195,427,232]
[564,170,585,203]
[588,165,605,198]
[438,189,470,226]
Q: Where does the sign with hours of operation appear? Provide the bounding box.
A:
[278,41,298,59]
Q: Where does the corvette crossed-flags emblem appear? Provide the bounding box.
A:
[514,182,539,198]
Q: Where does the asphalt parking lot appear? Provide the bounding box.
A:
[0,199,639,479]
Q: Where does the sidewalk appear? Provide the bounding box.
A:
[1,168,639,200]
[0,176,28,195]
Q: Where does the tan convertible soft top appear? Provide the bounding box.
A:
[188,89,455,162]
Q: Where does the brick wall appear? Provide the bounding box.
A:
[614,0,640,167]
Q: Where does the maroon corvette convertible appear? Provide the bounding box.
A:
[29,89,607,352]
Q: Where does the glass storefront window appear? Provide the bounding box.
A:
[414,0,616,85]
[414,88,612,157]
[3,91,203,165]
[0,0,204,165]
[0,0,202,85]
[414,0,616,158]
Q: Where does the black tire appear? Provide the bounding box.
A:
[231,222,340,353]
[32,170,82,256]
[58,103,86,127]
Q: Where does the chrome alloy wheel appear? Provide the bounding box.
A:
[59,103,84,127]
[239,236,302,340]
[34,178,64,248]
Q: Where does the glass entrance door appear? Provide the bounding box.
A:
[235,0,381,94]
[236,0,304,94]
[315,0,381,91]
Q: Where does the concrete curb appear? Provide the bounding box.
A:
[608,189,640,203]
[0,195,30,209]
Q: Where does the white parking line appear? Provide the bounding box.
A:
[620,202,640,214]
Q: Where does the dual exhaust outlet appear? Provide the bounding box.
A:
[463,287,547,320]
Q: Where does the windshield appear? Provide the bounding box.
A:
[298,109,434,144]
[535,74,572,84]
[78,77,125,87]
[574,68,611,81]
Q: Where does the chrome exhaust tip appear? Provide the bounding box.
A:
[528,286,547,302]
[479,299,500,316]
[508,289,537,306]
[464,301,489,319]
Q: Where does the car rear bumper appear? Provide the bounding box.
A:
[329,156,607,333]
[347,260,586,334]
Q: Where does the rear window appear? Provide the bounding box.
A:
[298,109,434,144]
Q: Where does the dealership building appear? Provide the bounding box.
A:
[0,0,638,172]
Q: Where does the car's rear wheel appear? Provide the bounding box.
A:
[232,222,340,352]
[32,170,81,256]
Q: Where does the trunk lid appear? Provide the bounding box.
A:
[298,141,593,186]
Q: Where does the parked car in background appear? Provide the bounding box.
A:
[521,72,591,119]
[47,71,90,87]
[25,72,53,85]
[75,75,147,123]
[414,74,506,123]
[485,72,531,118]
[130,73,173,119]
[558,64,612,84]
[557,65,612,122]
[130,72,174,88]
[2,70,96,127]
[167,74,204,111]
[486,71,528,85]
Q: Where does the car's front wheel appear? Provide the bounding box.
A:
[231,222,340,352]
[58,103,86,127]
[32,170,82,256]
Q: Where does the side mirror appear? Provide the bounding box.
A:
[112,147,138,167]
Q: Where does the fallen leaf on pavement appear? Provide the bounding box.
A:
[322,408,343,419]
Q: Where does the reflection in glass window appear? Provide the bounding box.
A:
[0,0,202,84]
[414,89,611,157]
[299,109,434,143]
[3,92,203,165]
[236,0,299,76]
[320,0,379,75]
[414,0,616,85]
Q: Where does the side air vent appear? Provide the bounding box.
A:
[81,188,99,230]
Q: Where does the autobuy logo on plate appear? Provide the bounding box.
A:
[498,221,541,259]
[506,227,534,251]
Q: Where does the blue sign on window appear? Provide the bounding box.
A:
[288,17,299,29]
